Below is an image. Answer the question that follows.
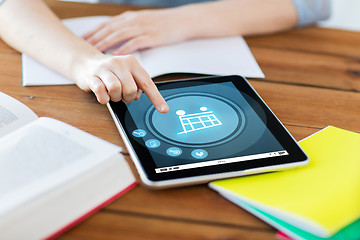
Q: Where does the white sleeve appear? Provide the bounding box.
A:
[291,0,331,27]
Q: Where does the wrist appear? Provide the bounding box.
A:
[70,47,104,87]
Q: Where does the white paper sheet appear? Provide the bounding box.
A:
[22,16,264,86]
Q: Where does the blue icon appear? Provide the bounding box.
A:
[132,129,146,138]
[166,147,182,157]
[150,93,244,148]
[176,107,222,135]
[191,149,208,159]
[145,139,160,148]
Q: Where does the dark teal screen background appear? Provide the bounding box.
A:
[124,81,284,169]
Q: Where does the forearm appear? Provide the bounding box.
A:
[0,0,168,111]
[174,0,298,39]
[0,0,101,81]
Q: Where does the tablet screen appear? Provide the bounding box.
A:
[109,76,307,182]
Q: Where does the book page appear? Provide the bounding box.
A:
[22,16,264,86]
[0,92,38,137]
[0,117,122,216]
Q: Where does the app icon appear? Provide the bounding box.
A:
[177,107,222,135]
[132,129,146,138]
[166,147,182,157]
[191,149,208,159]
[148,93,245,148]
[145,139,161,148]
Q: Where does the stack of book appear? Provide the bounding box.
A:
[210,126,360,240]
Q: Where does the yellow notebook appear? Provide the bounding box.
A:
[210,126,360,238]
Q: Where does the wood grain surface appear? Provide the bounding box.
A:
[1,1,359,239]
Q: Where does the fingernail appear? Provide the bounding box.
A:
[158,104,169,113]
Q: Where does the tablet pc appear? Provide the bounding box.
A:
[108,75,309,188]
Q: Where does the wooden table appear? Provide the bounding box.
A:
[1,1,359,239]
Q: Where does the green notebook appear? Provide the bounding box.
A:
[210,126,360,239]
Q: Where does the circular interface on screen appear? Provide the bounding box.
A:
[145,93,246,148]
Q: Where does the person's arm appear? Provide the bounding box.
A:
[0,0,168,112]
[83,0,298,55]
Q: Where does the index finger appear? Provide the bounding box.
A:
[133,68,168,113]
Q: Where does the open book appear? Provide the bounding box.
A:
[22,16,264,86]
[210,126,360,240]
[0,92,137,239]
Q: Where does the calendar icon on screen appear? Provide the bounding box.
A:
[177,107,222,135]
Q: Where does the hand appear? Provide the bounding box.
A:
[83,9,192,54]
[73,53,168,113]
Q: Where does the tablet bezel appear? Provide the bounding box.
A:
[108,75,308,188]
